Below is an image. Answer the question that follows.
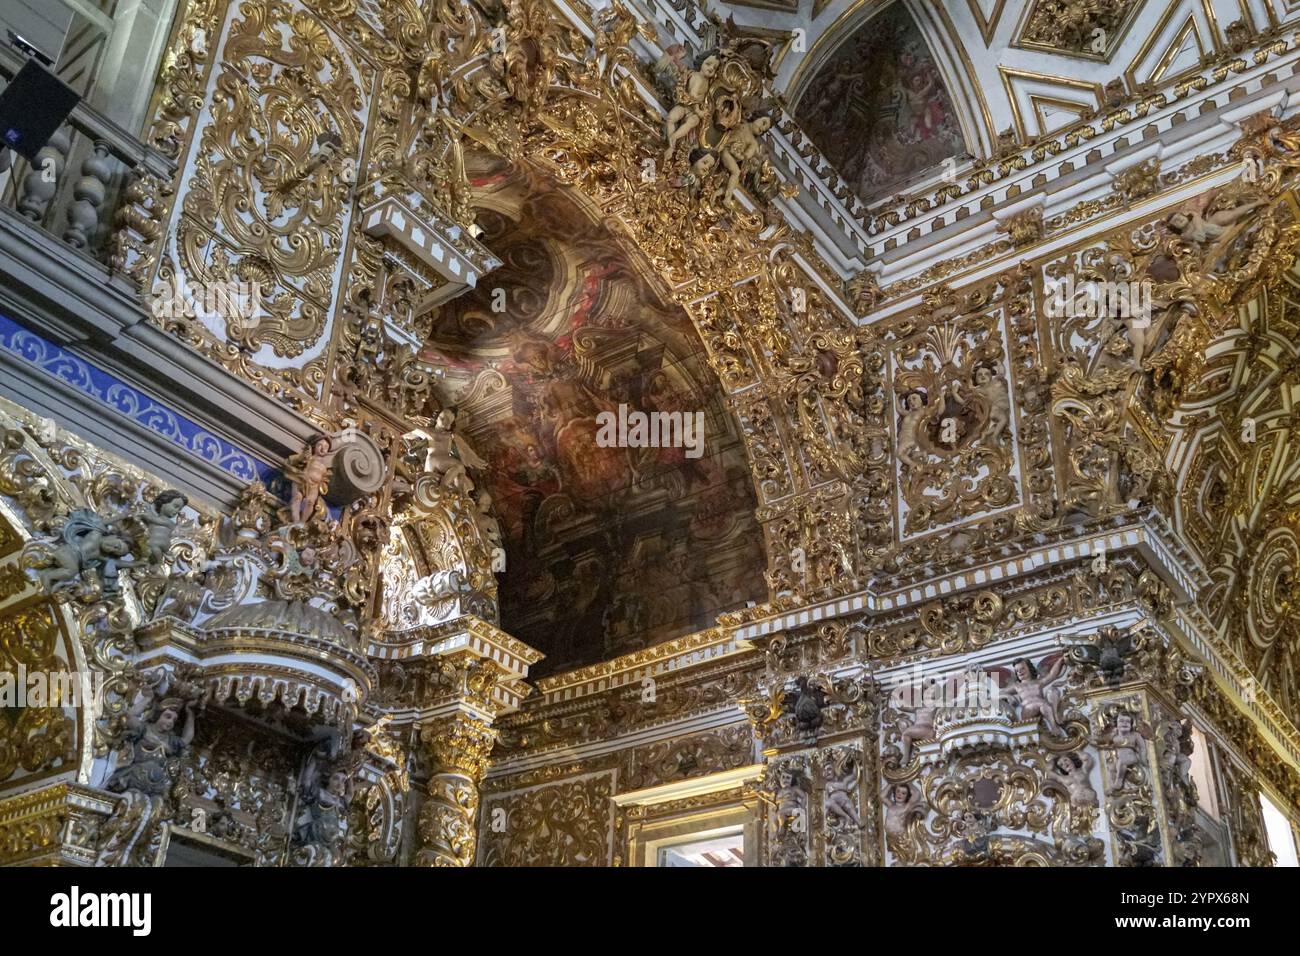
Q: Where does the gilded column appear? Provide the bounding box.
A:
[415,713,497,867]
[389,628,540,867]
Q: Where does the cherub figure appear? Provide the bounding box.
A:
[133,490,188,565]
[1047,751,1099,808]
[772,766,807,835]
[897,389,931,471]
[823,757,861,829]
[1003,655,1068,737]
[1157,717,1194,789]
[284,435,333,526]
[953,362,1010,439]
[1166,193,1270,277]
[32,509,136,595]
[663,53,720,162]
[476,490,503,549]
[274,541,320,588]
[716,114,773,206]
[896,680,939,766]
[883,783,923,852]
[654,43,689,95]
[1093,710,1153,794]
[676,147,718,197]
[414,409,488,494]
[1166,197,1266,247]
[954,809,994,861]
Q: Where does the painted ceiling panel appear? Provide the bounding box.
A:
[420,157,767,672]
[792,2,966,203]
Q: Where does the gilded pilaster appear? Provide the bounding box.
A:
[415,714,497,867]
[391,636,540,867]
[744,638,881,867]
[1067,625,1205,866]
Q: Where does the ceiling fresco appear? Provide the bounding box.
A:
[792,2,966,203]
[419,156,766,672]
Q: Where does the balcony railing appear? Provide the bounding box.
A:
[0,44,174,291]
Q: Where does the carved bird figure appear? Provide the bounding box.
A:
[784,676,826,735]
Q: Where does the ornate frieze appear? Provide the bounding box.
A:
[0,316,272,484]
[0,783,116,866]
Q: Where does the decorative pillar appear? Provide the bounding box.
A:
[365,619,540,867]
[415,712,497,867]
[1067,623,1204,866]
[742,636,880,867]
[63,140,113,248]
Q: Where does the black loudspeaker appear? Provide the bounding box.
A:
[0,59,80,161]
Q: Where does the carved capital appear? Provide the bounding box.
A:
[420,713,498,783]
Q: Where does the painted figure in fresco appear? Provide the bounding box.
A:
[284,435,333,525]
[904,68,942,139]
[793,5,963,199]
[663,53,720,162]
[1004,656,1068,737]
[510,337,629,504]
[417,162,766,671]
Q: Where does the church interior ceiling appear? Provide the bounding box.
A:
[419,156,766,670]
[0,0,1299,880]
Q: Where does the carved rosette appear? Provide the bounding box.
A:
[415,715,497,867]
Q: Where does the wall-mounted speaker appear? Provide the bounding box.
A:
[0,58,81,162]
